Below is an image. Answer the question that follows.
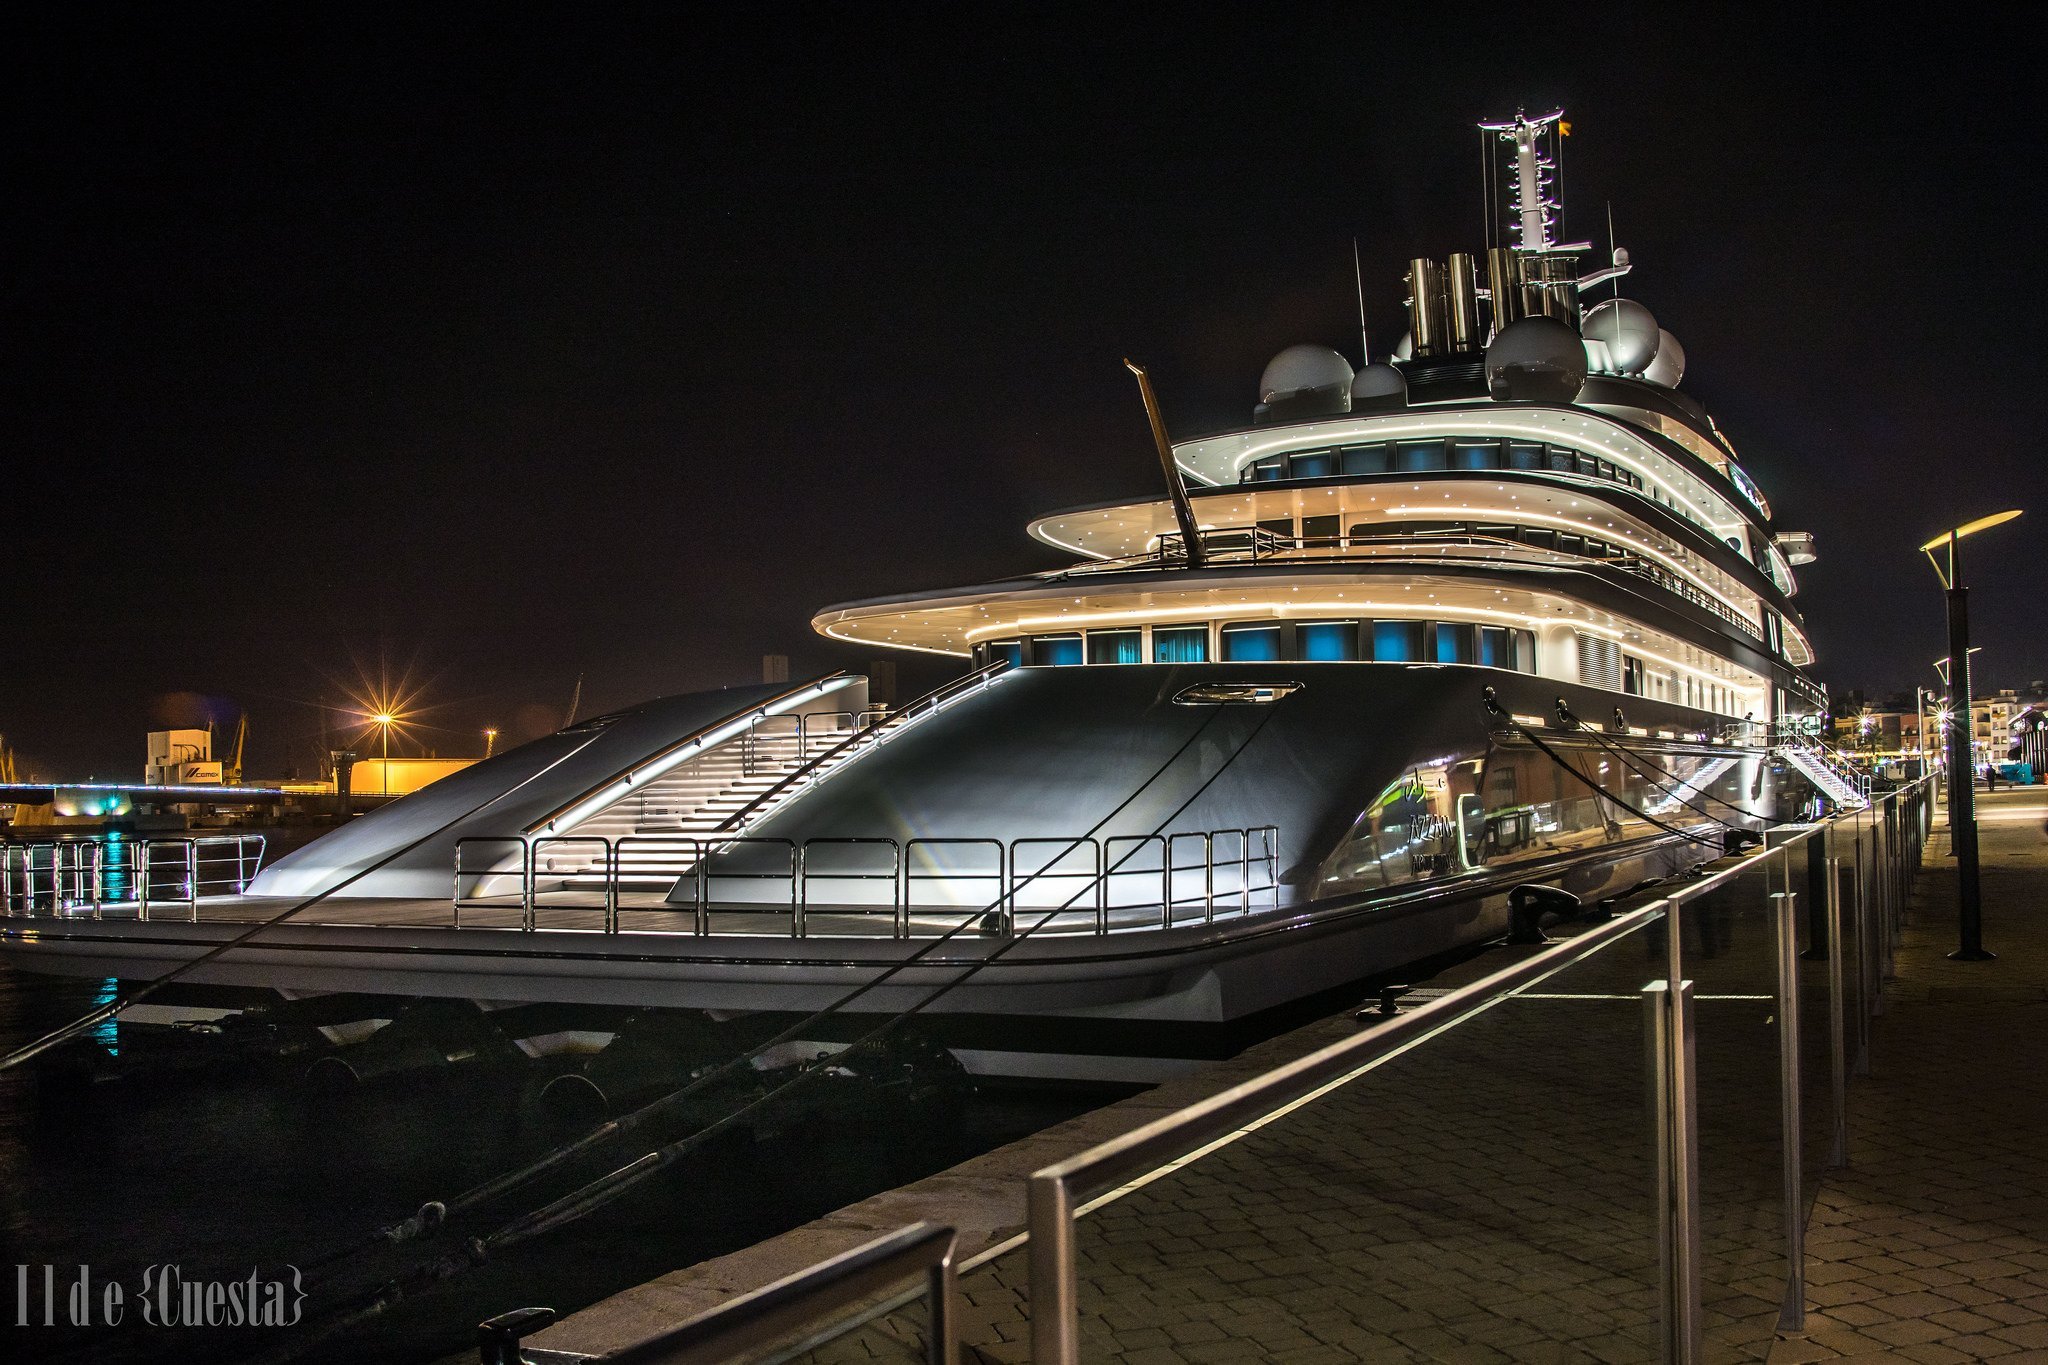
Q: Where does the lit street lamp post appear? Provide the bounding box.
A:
[372,713,395,797]
[1920,510,2021,961]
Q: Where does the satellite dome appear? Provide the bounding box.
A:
[1581,298,1661,374]
[1350,361,1407,411]
[1485,315,1587,403]
[1259,344,1355,403]
[1641,330,1686,387]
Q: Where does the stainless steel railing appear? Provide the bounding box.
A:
[449,825,1281,939]
[1020,777,1933,1364]
[1049,525,1766,641]
[0,834,267,920]
[476,1221,960,1365]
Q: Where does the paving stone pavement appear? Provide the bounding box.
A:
[797,784,2047,1363]
[1763,784,2048,1364]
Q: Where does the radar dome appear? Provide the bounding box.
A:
[1641,330,1686,387]
[1582,298,1661,374]
[1259,344,1355,403]
[1350,362,1407,411]
[1485,315,1587,403]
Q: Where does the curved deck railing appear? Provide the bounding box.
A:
[1044,525,1765,641]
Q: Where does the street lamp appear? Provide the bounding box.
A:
[484,728,499,759]
[371,713,395,796]
[1918,508,2021,961]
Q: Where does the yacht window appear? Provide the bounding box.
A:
[1556,532,1586,557]
[1174,681,1303,705]
[1087,630,1141,664]
[1396,440,1447,473]
[1250,457,1285,482]
[1478,626,1513,669]
[1221,624,1283,662]
[1516,629,1537,673]
[1301,513,1341,546]
[1372,620,1425,662]
[1546,447,1576,473]
[1288,449,1335,479]
[1507,442,1546,471]
[989,641,1022,668]
[1523,527,1557,552]
[1341,443,1390,475]
[1623,654,1646,695]
[1299,621,1360,661]
[1152,625,1209,663]
[1435,622,1477,664]
[1453,441,1500,471]
[1256,516,1295,544]
[1032,634,1083,666]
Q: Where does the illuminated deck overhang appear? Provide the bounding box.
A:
[812,562,1773,709]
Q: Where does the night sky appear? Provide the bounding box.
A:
[6,9,2043,780]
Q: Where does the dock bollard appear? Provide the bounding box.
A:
[1507,884,1580,945]
[477,1307,555,1365]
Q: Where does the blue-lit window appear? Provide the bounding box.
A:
[1250,458,1284,481]
[1341,443,1389,475]
[1300,622,1359,661]
[1372,620,1424,661]
[1032,635,1083,666]
[990,641,1022,668]
[1507,442,1545,470]
[1478,626,1513,669]
[1397,440,1447,472]
[1152,626,1208,663]
[1435,623,1476,664]
[1087,630,1141,664]
[1221,625,1282,661]
[1453,441,1500,471]
[1288,449,1335,479]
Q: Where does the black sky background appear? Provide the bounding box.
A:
[4,7,2043,779]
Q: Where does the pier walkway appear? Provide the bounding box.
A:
[1763,784,2048,1364]
[514,783,2048,1364]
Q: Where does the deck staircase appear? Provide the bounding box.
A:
[527,663,1011,896]
[1775,739,1871,811]
[529,715,867,892]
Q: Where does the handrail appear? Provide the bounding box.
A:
[1047,526,1764,640]
[477,1221,959,1365]
[716,661,1012,835]
[0,834,266,920]
[437,823,1277,941]
[1023,780,1934,1363]
[524,672,861,837]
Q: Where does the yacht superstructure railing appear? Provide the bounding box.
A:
[1052,524,1765,640]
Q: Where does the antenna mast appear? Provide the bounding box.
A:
[1351,237,1369,364]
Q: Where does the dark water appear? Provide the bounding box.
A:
[0,865,1110,1365]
